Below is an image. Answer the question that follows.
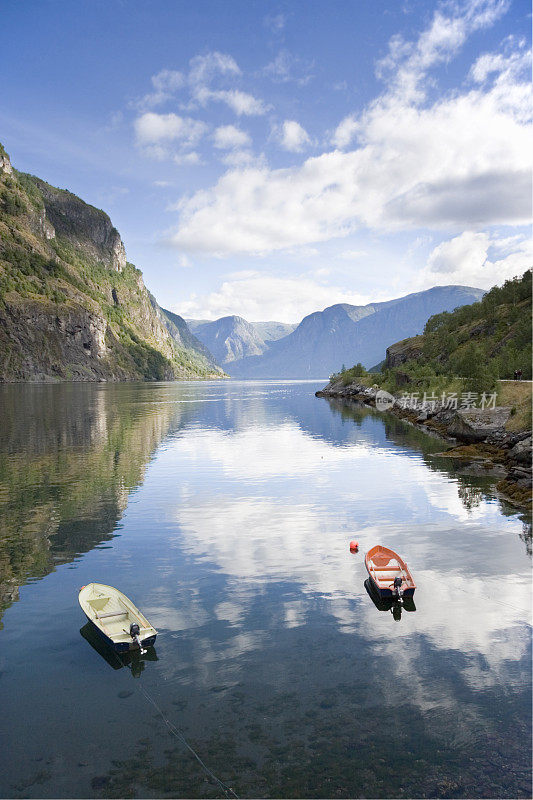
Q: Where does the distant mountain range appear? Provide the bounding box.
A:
[187,285,485,378]
[0,142,486,384]
[186,317,296,365]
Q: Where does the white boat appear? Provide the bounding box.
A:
[79,582,157,653]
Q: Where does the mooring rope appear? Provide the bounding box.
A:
[115,651,239,799]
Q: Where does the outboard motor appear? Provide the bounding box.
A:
[393,576,404,603]
[130,622,146,654]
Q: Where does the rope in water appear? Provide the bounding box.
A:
[115,651,238,799]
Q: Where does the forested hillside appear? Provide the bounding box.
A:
[380,271,531,388]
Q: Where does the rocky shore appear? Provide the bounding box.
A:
[316,378,532,511]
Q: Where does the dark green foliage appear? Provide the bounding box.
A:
[0,244,61,302]
[382,271,531,389]
[0,185,26,216]
[330,362,368,385]
[13,171,44,210]
[119,328,171,380]
[341,362,367,384]
[1,245,55,277]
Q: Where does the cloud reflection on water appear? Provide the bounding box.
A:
[137,412,532,703]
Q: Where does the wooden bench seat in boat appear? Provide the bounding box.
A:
[79,582,158,653]
[365,545,416,598]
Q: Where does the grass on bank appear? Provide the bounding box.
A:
[330,365,531,433]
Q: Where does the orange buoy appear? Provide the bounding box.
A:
[349,540,359,552]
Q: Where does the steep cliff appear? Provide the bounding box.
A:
[0,144,223,381]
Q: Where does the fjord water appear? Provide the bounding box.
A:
[0,381,530,799]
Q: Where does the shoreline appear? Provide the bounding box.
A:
[316,378,532,512]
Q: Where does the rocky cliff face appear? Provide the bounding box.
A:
[0,145,13,176]
[28,176,127,272]
[385,336,424,368]
[0,143,222,382]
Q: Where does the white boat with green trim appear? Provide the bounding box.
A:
[79,582,157,653]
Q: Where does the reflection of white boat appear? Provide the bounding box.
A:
[79,583,157,653]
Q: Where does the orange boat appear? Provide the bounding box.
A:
[365,545,416,600]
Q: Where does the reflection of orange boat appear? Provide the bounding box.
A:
[365,545,416,600]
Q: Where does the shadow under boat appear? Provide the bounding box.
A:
[364,578,416,621]
[80,622,158,677]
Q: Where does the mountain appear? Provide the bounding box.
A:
[158,305,217,364]
[384,270,532,381]
[186,316,297,366]
[252,321,297,342]
[227,285,486,378]
[0,143,222,381]
[188,316,266,364]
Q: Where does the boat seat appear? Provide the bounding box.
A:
[97,611,128,619]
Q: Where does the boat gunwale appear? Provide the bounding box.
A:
[78,582,157,646]
[364,545,416,593]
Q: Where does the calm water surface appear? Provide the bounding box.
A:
[0,380,531,798]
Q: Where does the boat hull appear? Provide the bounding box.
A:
[79,583,158,653]
[365,545,416,599]
[84,614,157,653]
[368,576,415,599]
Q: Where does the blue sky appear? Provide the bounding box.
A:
[1,0,531,321]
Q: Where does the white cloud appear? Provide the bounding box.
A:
[276,120,311,152]
[176,272,370,322]
[169,5,531,256]
[173,151,202,166]
[262,50,313,85]
[135,69,185,110]
[187,51,268,115]
[188,51,241,88]
[376,0,510,103]
[221,150,261,168]
[133,51,268,160]
[196,87,269,115]
[339,249,368,260]
[134,112,207,147]
[331,114,359,148]
[427,231,491,274]
[420,230,532,289]
[213,124,251,149]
